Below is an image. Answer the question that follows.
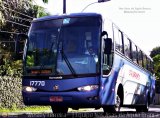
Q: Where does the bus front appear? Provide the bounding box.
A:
[22,13,102,113]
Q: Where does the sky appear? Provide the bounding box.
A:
[35,0,160,55]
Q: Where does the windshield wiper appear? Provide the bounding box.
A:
[55,25,77,77]
[60,47,77,77]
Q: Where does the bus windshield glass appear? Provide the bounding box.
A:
[25,16,101,77]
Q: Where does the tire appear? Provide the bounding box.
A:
[103,95,121,113]
[143,98,149,112]
[103,106,114,113]
[136,105,148,112]
[115,94,121,112]
[136,99,149,112]
[136,107,141,112]
[51,106,68,113]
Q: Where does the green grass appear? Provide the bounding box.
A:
[0,106,51,113]
[0,107,95,113]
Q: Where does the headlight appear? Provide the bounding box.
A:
[77,85,99,92]
[23,86,37,92]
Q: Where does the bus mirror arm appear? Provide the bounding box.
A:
[101,31,108,38]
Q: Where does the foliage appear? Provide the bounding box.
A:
[0,57,22,76]
[0,106,51,112]
[150,46,160,79]
[42,0,48,3]
[0,0,50,109]
[0,0,50,63]
[26,55,34,66]
[0,55,23,108]
[150,46,160,58]
[153,54,160,79]
[33,5,50,18]
[0,76,24,109]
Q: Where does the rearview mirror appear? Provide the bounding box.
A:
[101,31,112,54]
[104,38,112,55]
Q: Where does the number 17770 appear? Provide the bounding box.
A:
[30,81,45,86]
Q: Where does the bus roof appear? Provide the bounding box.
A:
[32,13,102,23]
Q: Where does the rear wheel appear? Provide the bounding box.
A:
[136,98,149,112]
[51,106,68,113]
[143,99,149,112]
[136,105,148,112]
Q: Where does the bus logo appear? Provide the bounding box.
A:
[53,85,59,91]
[129,70,140,80]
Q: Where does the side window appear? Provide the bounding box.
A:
[148,60,154,73]
[114,28,123,53]
[123,35,131,59]
[132,43,138,64]
[103,54,109,75]
[146,57,150,70]
[143,54,147,69]
[150,61,154,73]
[102,38,113,75]
[137,48,143,67]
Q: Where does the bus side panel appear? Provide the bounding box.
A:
[99,54,124,106]
[100,52,154,106]
[100,71,118,105]
[150,76,156,104]
[115,53,153,106]
[118,64,149,105]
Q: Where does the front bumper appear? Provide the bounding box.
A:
[22,90,101,108]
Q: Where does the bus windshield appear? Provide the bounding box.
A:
[25,16,101,77]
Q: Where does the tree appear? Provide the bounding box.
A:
[150,46,160,58]
[42,0,48,3]
[0,0,50,62]
[0,0,50,74]
[153,54,160,79]
[150,47,160,79]
[33,5,50,18]
[0,0,33,65]
[0,0,50,109]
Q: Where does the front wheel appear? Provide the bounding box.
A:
[115,94,121,112]
[103,95,121,113]
[51,106,68,113]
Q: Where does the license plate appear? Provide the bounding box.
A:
[50,96,63,102]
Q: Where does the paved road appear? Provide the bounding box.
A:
[1,106,160,118]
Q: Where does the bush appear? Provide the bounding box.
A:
[0,59,25,109]
[0,76,25,109]
[0,59,51,111]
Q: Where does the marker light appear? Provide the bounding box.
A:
[23,86,37,92]
[77,85,99,92]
